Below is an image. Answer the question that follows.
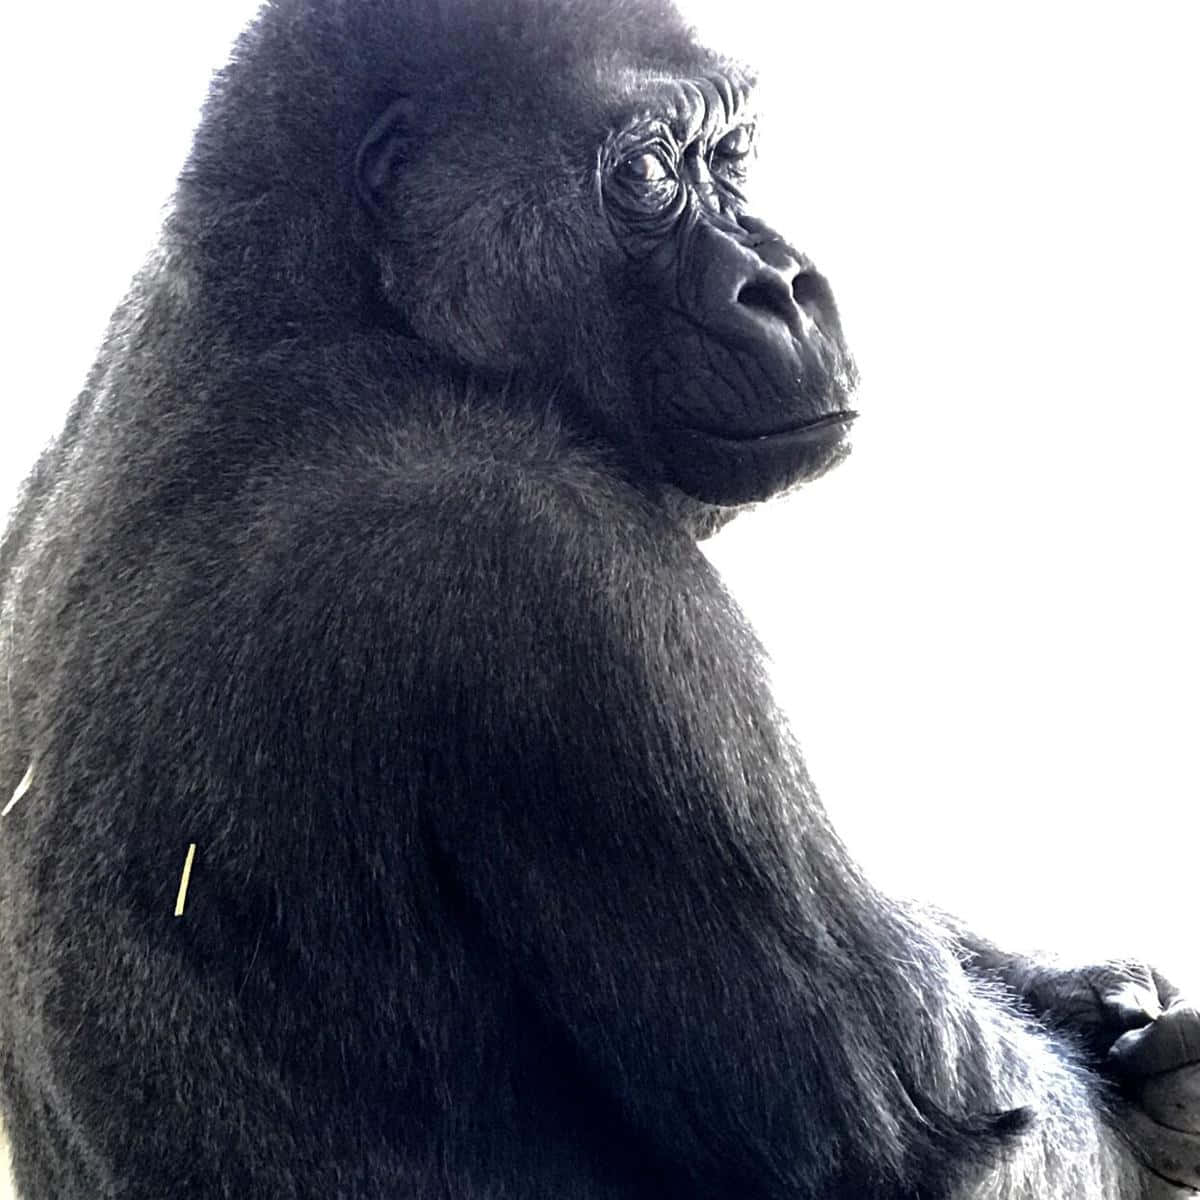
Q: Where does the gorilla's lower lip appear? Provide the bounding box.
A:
[661,408,856,505]
[681,409,858,445]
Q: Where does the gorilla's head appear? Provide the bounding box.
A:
[180,0,857,509]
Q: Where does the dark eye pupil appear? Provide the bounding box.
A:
[716,127,751,158]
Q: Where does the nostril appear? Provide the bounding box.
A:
[792,271,830,328]
[737,279,795,327]
[791,272,827,321]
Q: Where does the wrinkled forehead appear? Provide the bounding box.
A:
[596,61,756,142]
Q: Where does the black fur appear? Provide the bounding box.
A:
[0,1,1176,1197]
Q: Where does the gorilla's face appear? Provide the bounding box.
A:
[356,34,857,509]
[597,71,857,505]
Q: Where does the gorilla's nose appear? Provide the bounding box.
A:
[736,272,808,340]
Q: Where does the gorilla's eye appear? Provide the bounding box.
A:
[604,141,684,224]
[713,125,754,161]
[620,151,672,184]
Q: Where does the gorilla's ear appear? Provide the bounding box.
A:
[355,97,417,214]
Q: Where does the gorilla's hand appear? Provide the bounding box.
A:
[1020,962,1200,1192]
[1108,983,1200,1193]
[1016,961,1180,1055]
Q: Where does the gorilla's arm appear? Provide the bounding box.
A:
[381,466,895,1191]
[330,451,1164,1196]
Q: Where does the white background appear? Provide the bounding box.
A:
[1,1,1197,997]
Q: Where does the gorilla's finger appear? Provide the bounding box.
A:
[1121,1104,1200,1190]
[1110,1003,1200,1077]
[1105,981,1163,1030]
[1139,1063,1200,1136]
[1153,968,1185,1011]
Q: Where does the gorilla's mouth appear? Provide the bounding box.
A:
[660,409,857,506]
[679,409,858,446]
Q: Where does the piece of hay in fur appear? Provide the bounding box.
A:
[174,843,197,917]
[2,762,34,817]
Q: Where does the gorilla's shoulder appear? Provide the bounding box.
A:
[230,398,702,637]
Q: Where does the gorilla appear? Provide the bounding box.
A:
[0,0,1197,1196]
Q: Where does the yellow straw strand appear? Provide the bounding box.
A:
[2,762,35,818]
[174,843,197,917]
